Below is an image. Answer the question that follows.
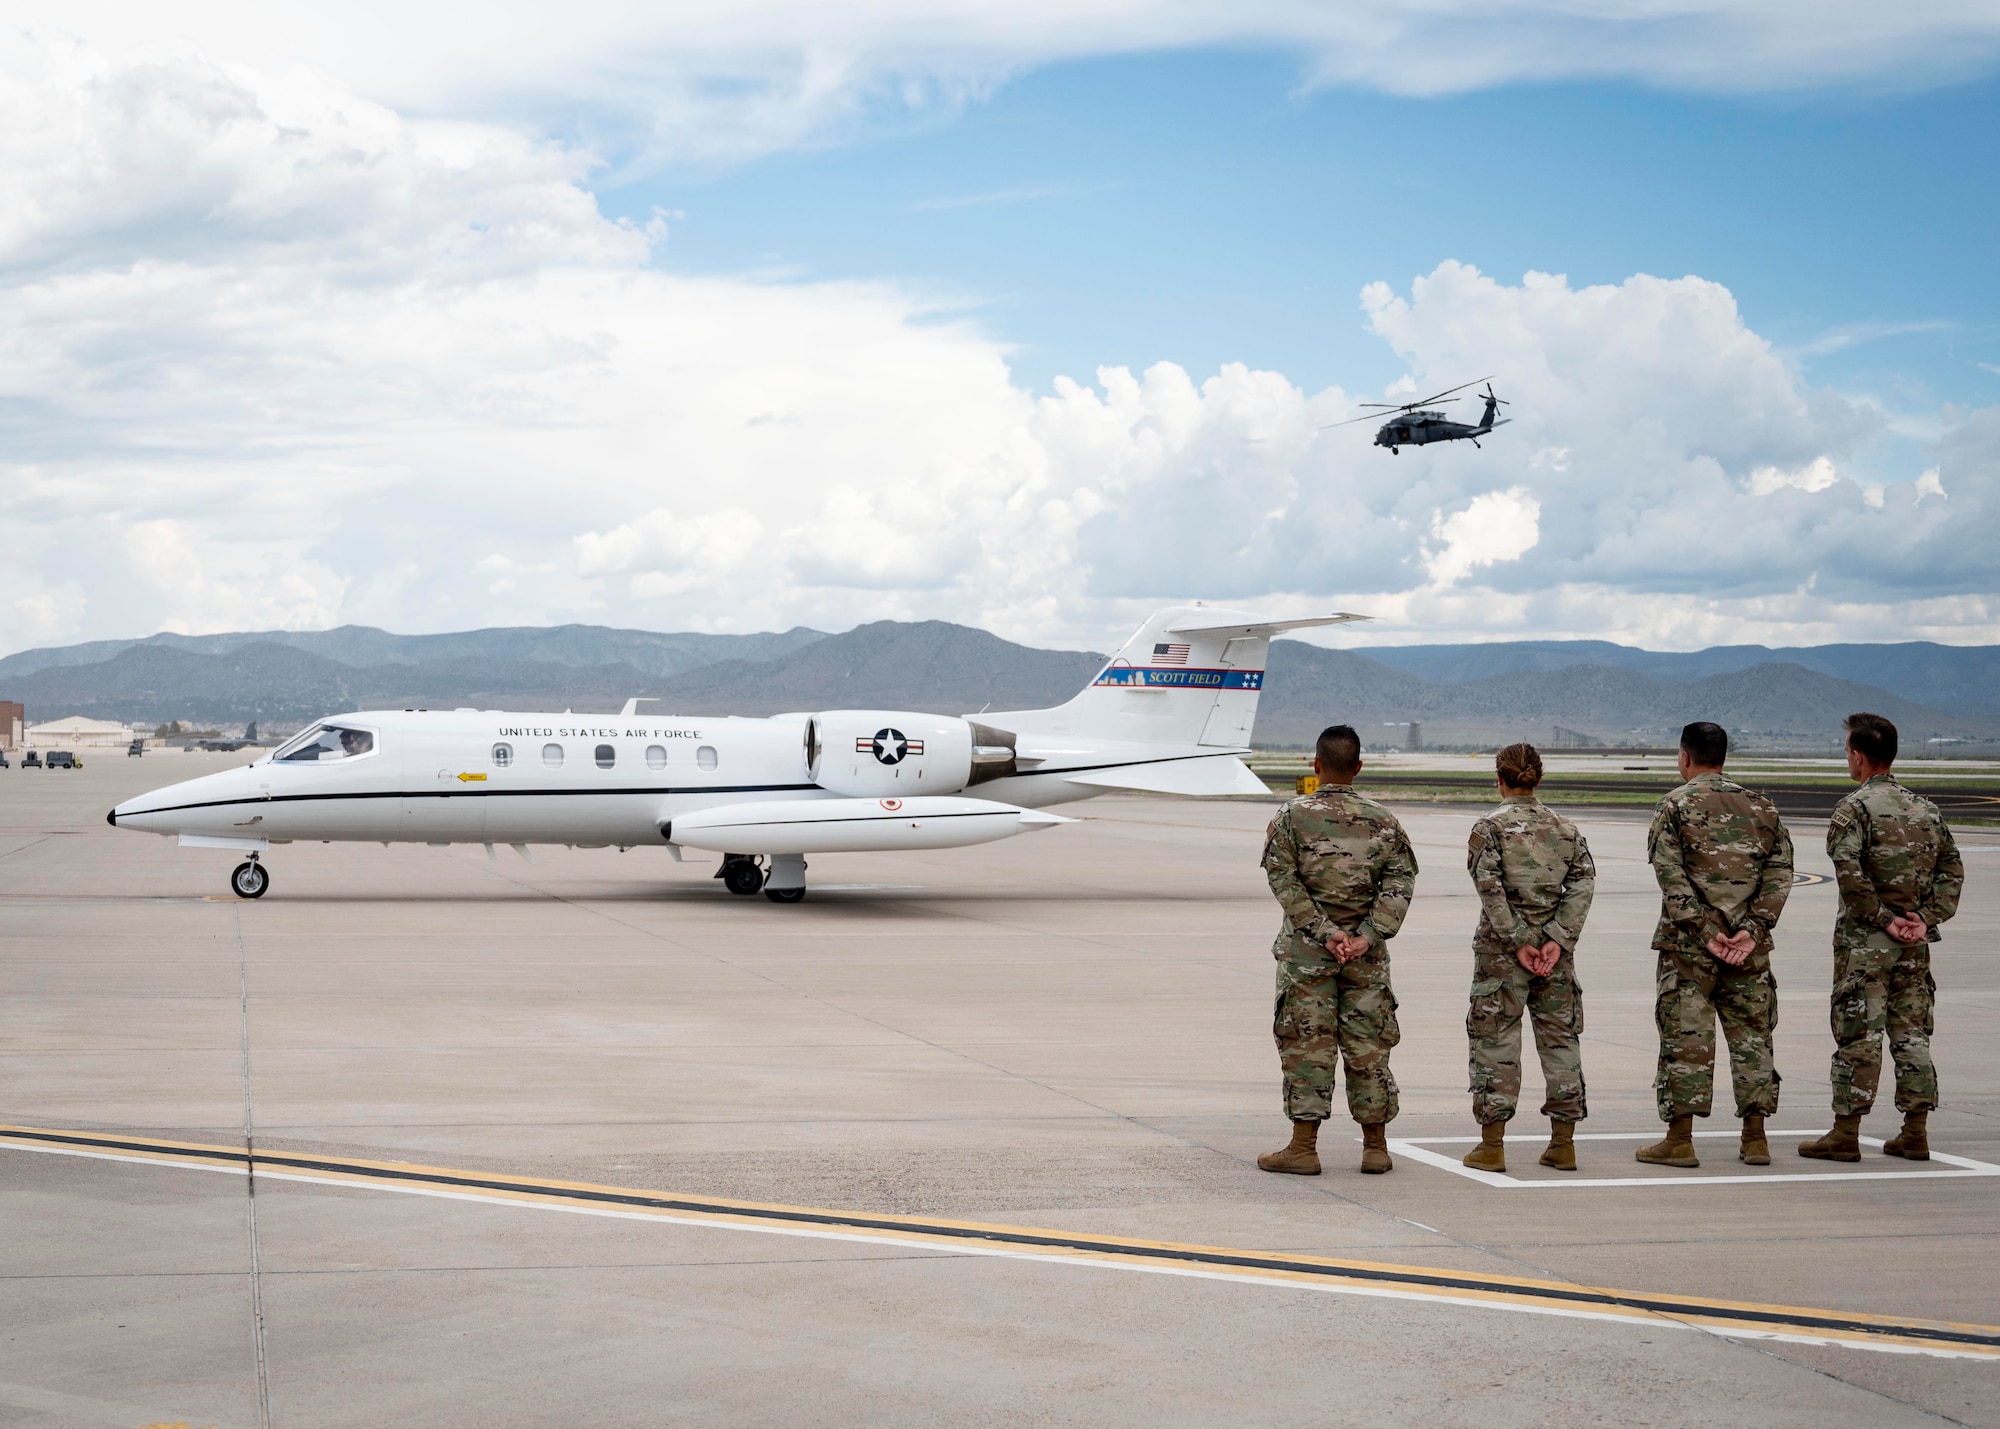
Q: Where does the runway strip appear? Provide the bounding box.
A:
[6,1123,1997,1361]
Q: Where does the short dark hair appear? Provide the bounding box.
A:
[1680,722,1728,768]
[1316,724,1362,776]
[1496,742,1543,790]
[1845,712,1898,765]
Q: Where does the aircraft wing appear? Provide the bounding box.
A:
[1064,756,1269,797]
[1167,611,1370,639]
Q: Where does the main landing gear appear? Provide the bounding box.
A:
[230,855,270,900]
[715,853,808,903]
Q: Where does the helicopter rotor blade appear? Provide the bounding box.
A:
[1396,375,1492,409]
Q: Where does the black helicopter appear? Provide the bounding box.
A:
[1324,377,1511,454]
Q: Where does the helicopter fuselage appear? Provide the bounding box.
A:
[1373,396,1504,453]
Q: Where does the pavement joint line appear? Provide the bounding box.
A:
[4,1123,1997,1361]
[1389,1132,2000,1188]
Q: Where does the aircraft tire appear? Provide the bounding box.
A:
[721,859,765,896]
[764,885,806,904]
[231,861,270,900]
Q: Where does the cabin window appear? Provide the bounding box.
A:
[696,745,718,771]
[645,745,667,770]
[492,742,513,768]
[595,744,616,769]
[275,724,376,763]
[542,743,564,769]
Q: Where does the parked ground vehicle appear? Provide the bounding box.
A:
[22,750,42,768]
[45,751,77,769]
[128,739,145,757]
[0,749,9,768]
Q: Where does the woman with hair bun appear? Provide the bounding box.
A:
[1462,742,1596,1173]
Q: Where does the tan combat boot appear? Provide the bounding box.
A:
[1739,1114,1770,1166]
[1540,1120,1577,1172]
[1258,1120,1322,1175]
[1462,1121,1506,1173]
[1359,1122,1393,1174]
[1883,1111,1930,1161]
[1635,1114,1699,1168]
[1798,1113,1863,1162]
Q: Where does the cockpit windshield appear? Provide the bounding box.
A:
[275,724,378,763]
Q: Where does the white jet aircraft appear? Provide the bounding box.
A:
[109,605,1363,901]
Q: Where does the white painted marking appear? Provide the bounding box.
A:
[1389,1131,2000,1189]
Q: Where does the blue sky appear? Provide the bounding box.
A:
[5,9,2000,653]
[606,51,2000,422]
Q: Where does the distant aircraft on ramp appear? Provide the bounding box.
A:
[108,605,1365,901]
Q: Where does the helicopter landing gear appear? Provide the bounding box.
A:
[718,854,765,896]
[763,853,806,904]
[230,855,270,900]
[1390,446,1399,455]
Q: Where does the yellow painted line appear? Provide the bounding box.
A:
[4,1123,1995,1359]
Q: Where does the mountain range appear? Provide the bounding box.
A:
[3,621,1996,750]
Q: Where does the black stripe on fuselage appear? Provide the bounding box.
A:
[118,751,1248,821]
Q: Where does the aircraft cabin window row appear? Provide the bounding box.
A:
[482,740,699,772]
[276,724,375,762]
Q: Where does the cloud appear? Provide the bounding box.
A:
[1,36,1997,661]
[39,4,2000,169]
[1424,489,1541,584]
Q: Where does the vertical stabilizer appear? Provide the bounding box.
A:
[985,606,1367,748]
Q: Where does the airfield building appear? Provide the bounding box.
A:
[25,715,137,751]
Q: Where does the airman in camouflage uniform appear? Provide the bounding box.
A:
[1258,724,1418,1176]
[1802,713,1963,1163]
[1641,722,1794,1168]
[1462,743,1595,1174]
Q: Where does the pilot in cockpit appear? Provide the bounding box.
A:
[338,728,374,759]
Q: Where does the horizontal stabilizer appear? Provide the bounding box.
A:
[1167,611,1370,639]
[1064,756,1269,797]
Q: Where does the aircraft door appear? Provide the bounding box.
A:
[401,727,488,843]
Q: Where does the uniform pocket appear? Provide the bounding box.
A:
[1466,977,1507,1041]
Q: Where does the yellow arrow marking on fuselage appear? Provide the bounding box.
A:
[457,772,487,782]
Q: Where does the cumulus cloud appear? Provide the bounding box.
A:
[1424,489,1541,585]
[1,35,1996,659]
[42,4,2000,168]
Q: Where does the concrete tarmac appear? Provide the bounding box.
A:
[3,753,1996,1426]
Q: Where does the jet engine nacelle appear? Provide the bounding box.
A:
[806,710,983,796]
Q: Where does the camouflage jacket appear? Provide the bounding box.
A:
[1827,775,1964,941]
[1263,785,1419,961]
[1647,771,1794,955]
[1467,794,1596,953]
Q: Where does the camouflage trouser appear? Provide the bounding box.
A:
[1829,934,1939,1116]
[1274,950,1401,1124]
[1653,946,1780,1121]
[1466,940,1586,1126]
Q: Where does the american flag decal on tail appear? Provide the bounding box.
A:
[1152,643,1190,666]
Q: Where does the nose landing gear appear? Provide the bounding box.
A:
[230,855,270,900]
